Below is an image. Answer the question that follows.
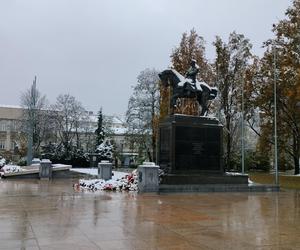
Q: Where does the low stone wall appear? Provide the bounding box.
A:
[0,164,83,179]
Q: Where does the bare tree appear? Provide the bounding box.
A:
[126,68,160,162]
[213,32,253,169]
[51,94,86,158]
[20,77,50,160]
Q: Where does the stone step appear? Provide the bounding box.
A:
[159,184,280,193]
[160,174,249,185]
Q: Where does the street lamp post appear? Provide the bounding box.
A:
[26,76,37,166]
[273,46,279,185]
[296,101,300,174]
[241,74,245,174]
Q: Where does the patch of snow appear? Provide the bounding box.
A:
[171,69,186,82]
[0,158,6,167]
[195,82,203,91]
[73,170,137,192]
[112,127,127,135]
[71,168,98,175]
[1,165,23,173]
[31,158,41,164]
[71,168,127,178]
[142,162,155,166]
[0,104,23,109]
[226,172,248,176]
[41,159,51,163]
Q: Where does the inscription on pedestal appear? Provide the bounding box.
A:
[192,142,204,155]
[175,126,220,171]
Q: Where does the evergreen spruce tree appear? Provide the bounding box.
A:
[95,108,105,149]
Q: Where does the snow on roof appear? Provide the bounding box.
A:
[83,113,127,135]
[112,127,127,135]
[87,114,125,124]
[0,104,23,109]
[88,114,98,123]
[112,116,123,124]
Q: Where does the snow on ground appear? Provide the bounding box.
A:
[226,172,247,176]
[0,158,5,167]
[1,165,23,174]
[73,169,138,192]
[70,168,129,179]
[70,168,98,176]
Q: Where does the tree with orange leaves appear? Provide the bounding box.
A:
[170,29,213,115]
[248,0,300,174]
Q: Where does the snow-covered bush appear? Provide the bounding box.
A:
[41,142,89,167]
[95,139,114,162]
[0,156,6,168]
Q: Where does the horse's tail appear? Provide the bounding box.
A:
[209,87,218,100]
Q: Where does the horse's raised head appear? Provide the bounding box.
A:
[158,69,182,87]
[158,70,170,87]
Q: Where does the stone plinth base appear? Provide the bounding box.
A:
[98,161,112,180]
[39,159,52,180]
[138,163,159,193]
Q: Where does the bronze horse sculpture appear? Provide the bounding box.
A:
[159,69,218,116]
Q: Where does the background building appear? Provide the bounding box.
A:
[0,105,138,166]
[0,105,23,158]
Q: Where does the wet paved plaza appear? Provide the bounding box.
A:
[0,179,299,250]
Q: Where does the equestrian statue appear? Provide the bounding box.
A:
[159,60,217,116]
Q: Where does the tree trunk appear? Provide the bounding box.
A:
[225,115,231,170]
[294,156,299,175]
[147,149,153,162]
[152,133,156,163]
[151,98,157,163]
[293,134,300,175]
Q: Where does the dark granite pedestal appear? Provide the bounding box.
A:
[158,115,248,185]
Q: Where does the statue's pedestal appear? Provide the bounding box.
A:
[159,115,223,174]
[158,115,248,185]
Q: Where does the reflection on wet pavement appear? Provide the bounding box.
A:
[0,179,299,249]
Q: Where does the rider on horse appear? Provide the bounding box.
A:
[159,60,217,116]
[185,59,199,89]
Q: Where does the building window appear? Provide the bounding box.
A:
[0,140,5,149]
[10,120,19,131]
[0,121,6,131]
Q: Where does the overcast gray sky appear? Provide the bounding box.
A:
[0,0,292,115]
